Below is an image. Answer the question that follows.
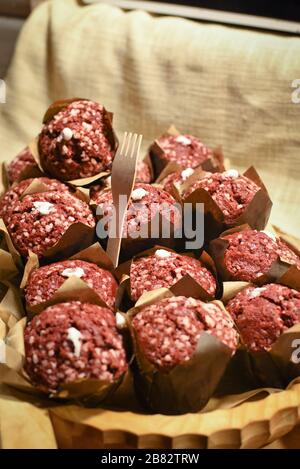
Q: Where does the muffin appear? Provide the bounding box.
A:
[131,296,238,413]
[227,283,300,352]
[211,229,300,283]
[132,296,238,369]
[129,249,216,301]
[184,170,260,224]
[7,191,95,258]
[149,132,218,177]
[24,301,128,395]
[6,147,40,184]
[39,99,116,180]
[94,183,181,255]
[25,259,118,310]
[160,167,195,194]
[0,177,70,225]
[136,160,152,183]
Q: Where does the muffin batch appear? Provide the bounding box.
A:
[1,97,300,413]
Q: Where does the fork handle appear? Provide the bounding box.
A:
[106,235,122,269]
[106,206,127,268]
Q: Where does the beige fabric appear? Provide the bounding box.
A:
[0,0,299,235]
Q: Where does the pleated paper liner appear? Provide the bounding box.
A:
[0,220,22,280]
[0,162,9,196]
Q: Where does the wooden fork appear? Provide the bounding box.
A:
[106,132,143,268]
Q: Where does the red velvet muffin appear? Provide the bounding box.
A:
[184,170,259,224]
[24,301,128,393]
[7,147,39,184]
[136,160,152,183]
[160,167,195,193]
[25,259,117,310]
[151,133,214,177]
[227,284,300,352]
[7,191,95,258]
[0,177,70,225]
[93,183,181,239]
[219,229,300,282]
[130,249,216,301]
[39,100,116,180]
[132,296,238,372]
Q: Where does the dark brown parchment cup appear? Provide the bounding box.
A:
[127,289,235,414]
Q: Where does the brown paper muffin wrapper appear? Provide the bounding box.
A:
[218,324,300,394]
[0,281,25,320]
[1,162,9,195]
[148,125,225,178]
[39,222,96,264]
[17,176,90,204]
[126,289,234,414]
[140,153,155,183]
[21,243,115,316]
[154,160,182,186]
[0,219,23,280]
[115,245,220,310]
[0,311,127,405]
[1,208,96,265]
[29,98,118,187]
[218,280,300,392]
[271,225,300,291]
[179,166,272,242]
[1,175,96,270]
[209,224,300,288]
[3,145,44,186]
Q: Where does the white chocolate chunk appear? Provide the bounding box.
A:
[260,230,277,242]
[82,122,92,131]
[116,312,126,328]
[67,327,82,357]
[33,201,54,215]
[155,249,172,259]
[131,188,148,201]
[181,168,194,180]
[61,267,85,278]
[175,135,191,145]
[62,127,73,141]
[224,169,239,178]
[248,287,266,299]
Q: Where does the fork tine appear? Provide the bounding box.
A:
[118,131,128,156]
[135,134,143,158]
[129,133,138,159]
[124,132,133,158]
